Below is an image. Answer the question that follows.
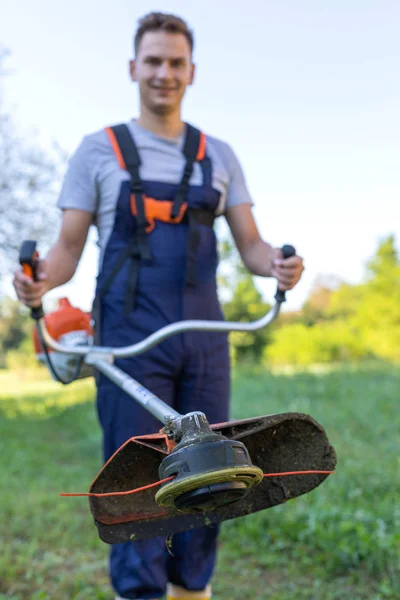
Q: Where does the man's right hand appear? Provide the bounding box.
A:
[13,209,94,309]
[13,259,50,308]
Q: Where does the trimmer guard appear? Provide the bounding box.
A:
[90,413,336,543]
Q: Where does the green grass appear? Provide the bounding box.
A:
[0,364,399,599]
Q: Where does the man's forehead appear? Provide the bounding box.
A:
[137,31,191,59]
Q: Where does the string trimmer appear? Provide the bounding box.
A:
[20,240,336,544]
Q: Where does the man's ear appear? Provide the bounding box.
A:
[129,59,137,82]
[188,62,196,86]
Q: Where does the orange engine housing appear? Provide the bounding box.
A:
[33,297,94,381]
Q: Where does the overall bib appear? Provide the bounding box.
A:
[94,124,230,599]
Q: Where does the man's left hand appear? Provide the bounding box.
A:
[271,249,305,291]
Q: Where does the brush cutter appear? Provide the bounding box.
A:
[20,240,336,544]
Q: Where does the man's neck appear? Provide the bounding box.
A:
[136,107,185,139]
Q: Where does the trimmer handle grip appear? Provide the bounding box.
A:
[20,240,39,280]
[274,244,296,304]
[19,240,44,320]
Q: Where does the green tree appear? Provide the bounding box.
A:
[218,229,271,363]
[0,296,32,367]
[264,235,400,366]
[223,273,271,363]
[367,234,398,280]
[351,235,400,360]
[301,275,341,325]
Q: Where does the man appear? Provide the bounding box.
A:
[13,12,304,600]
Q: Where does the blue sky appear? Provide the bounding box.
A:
[1,0,399,311]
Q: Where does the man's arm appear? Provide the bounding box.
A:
[225,204,304,291]
[13,209,93,307]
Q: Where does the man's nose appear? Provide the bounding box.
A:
[156,61,173,79]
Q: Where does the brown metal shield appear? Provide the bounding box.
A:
[89,412,336,543]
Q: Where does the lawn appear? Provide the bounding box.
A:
[0,364,399,599]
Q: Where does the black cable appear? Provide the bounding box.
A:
[36,321,84,385]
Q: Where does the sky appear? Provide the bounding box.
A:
[1,0,399,312]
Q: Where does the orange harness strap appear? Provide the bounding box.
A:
[106,125,206,234]
[106,126,206,167]
[97,124,210,318]
[106,127,127,170]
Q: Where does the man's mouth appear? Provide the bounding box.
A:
[150,85,178,92]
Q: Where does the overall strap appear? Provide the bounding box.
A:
[106,125,151,261]
[103,123,214,315]
[170,124,206,219]
[104,124,151,314]
[173,125,210,286]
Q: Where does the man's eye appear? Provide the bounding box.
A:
[147,57,161,66]
[171,60,184,68]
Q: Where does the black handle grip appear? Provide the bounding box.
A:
[29,305,45,320]
[19,240,44,320]
[274,244,296,304]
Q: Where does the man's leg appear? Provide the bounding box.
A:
[166,528,217,599]
[96,350,179,600]
[109,537,167,600]
[166,332,230,598]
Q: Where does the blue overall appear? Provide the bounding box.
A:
[95,125,230,600]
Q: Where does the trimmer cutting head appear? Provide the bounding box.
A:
[88,412,337,543]
[155,412,263,512]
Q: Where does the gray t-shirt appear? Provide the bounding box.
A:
[57,121,253,262]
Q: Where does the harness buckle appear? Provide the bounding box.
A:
[130,195,188,233]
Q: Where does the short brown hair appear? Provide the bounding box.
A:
[134,12,194,55]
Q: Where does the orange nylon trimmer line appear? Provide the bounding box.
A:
[60,470,334,498]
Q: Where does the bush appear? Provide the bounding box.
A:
[264,320,368,366]
[6,337,40,371]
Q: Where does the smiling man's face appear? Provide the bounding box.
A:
[130,30,195,116]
